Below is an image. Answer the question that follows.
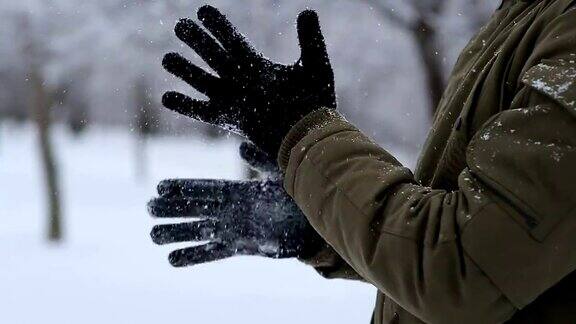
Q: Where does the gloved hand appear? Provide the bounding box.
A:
[147,143,324,267]
[162,5,336,157]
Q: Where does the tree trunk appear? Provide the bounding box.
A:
[412,18,445,117]
[31,69,62,242]
[134,78,160,181]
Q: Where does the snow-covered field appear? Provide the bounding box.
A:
[0,123,376,324]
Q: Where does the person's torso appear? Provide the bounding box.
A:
[374,0,576,323]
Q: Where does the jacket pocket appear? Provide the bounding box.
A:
[462,203,576,309]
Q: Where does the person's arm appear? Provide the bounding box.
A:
[278,12,576,324]
[280,84,576,324]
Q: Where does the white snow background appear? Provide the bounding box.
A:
[0,123,385,324]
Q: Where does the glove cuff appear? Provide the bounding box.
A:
[277,108,343,171]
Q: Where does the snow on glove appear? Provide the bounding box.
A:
[147,143,323,267]
[162,5,336,157]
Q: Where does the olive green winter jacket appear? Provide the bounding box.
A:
[277,0,576,323]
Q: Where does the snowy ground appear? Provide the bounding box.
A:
[0,123,377,324]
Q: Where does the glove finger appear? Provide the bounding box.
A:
[150,221,217,245]
[156,179,184,197]
[197,5,253,56]
[174,18,228,73]
[239,142,279,174]
[147,197,220,218]
[296,10,330,71]
[168,242,235,267]
[157,179,236,198]
[162,52,220,97]
[162,91,228,127]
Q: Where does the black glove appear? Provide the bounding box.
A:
[147,143,324,267]
[162,5,336,156]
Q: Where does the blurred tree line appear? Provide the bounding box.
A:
[0,0,498,242]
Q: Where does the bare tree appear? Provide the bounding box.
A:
[358,0,446,115]
[30,68,63,242]
[60,70,91,136]
[133,77,160,180]
[19,14,63,242]
[356,0,496,117]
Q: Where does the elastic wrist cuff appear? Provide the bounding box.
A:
[277,108,343,171]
